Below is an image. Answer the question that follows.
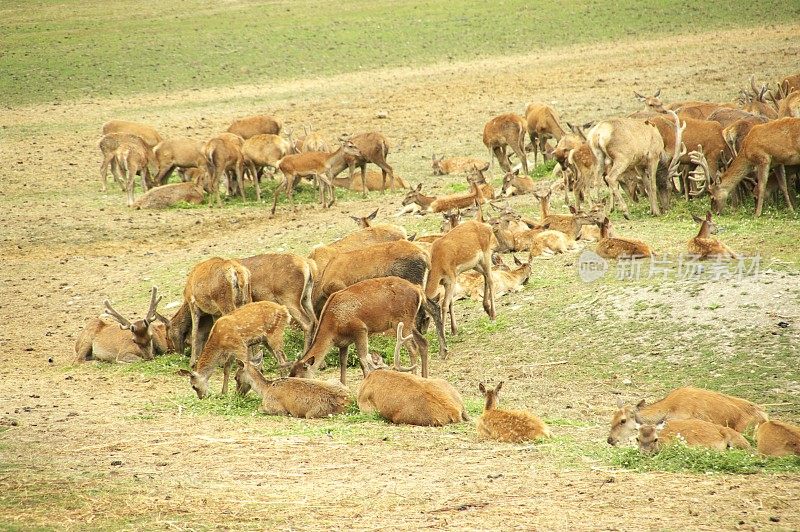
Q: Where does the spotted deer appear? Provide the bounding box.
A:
[477,382,551,443]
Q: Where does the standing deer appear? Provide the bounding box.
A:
[203,133,246,206]
[337,132,395,194]
[483,113,528,174]
[524,103,566,166]
[152,137,206,186]
[477,382,551,443]
[226,114,282,139]
[113,141,154,207]
[102,120,162,148]
[98,133,157,192]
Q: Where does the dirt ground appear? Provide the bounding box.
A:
[2,26,800,530]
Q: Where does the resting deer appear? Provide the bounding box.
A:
[501,168,536,196]
[356,323,467,426]
[234,361,350,418]
[477,382,551,443]
[178,301,290,399]
[634,415,750,454]
[595,217,652,259]
[75,287,168,363]
[431,154,488,175]
[399,178,487,215]
[756,420,800,456]
[483,113,528,174]
[687,211,737,260]
[454,255,531,301]
[308,224,408,274]
[132,182,205,209]
[607,387,767,446]
[289,277,446,384]
[525,103,566,166]
[534,190,605,238]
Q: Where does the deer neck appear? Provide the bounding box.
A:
[717,153,753,195]
[324,148,350,178]
[539,196,551,218]
[600,223,609,239]
[696,221,711,239]
[412,192,436,208]
[484,393,498,412]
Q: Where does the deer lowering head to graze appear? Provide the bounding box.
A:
[454,255,531,301]
[476,382,551,443]
[75,287,168,363]
[720,116,769,158]
[203,133,246,206]
[431,155,488,175]
[333,170,409,192]
[226,114,282,139]
[181,257,252,367]
[709,118,800,216]
[234,361,350,418]
[524,103,566,166]
[102,120,162,148]
[239,253,317,350]
[355,322,466,426]
[483,113,528,174]
[98,133,157,193]
[607,387,767,446]
[152,137,206,186]
[131,182,205,209]
[634,415,751,455]
[425,219,496,334]
[333,132,394,194]
[177,301,290,399]
[686,211,737,260]
[290,277,446,384]
[295,125,330,153]
[756,420,800,457]
[595,217,652,259]
[241,133,296,190]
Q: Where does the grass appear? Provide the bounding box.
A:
[3,0,799,106]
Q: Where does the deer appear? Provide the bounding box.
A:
[756,420,800,457]
[355,322,467,426]
[501,168,536,196]
[152,137,206,186]
[308,224,408,274]
[709,118,800,217]
[483,113,528,174]
[312,239,429,313]
[686,211,737,260]
[587,110,686,217]
[234,360,350,418]
[75,287,168,363]
[131,181,205,209]
[399,178,487,215]
[241,133,296,189]
[607,387,768,446]
[295,125,330,153]
[779,72,800,95]
[739,76,778,119]
[239,253,317,351]
[113,140,154,207]
[348,209,407,235]
[721,115,769,157]
[332,170,409,192]
[289,277,447,384]
[634,415,751,454]
[524,103,566,166]
[454,255,531,301]
[98,133,157,192]
[203,133,246,206]
[774,90,800,119]
[336,132,395,194]
[270,140,361,215]
[181,257,252,367]
[426,219,496,335]
[707,108,761,128]
[534,190,605,238]
[226,114,282,139]
[526,229,581,258]
[102,120,162,148]
[431,155,488,175]
[177,301,290,399]
[595,217,652,259]
[477,382,551,443]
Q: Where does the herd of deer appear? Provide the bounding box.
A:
[77,71,800,454]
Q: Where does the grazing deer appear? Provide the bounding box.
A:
[226,114,283,139]
[595,217,652,259]
[426,219,496,334]
[102,120,162,148]
[483,113,528,174]
[177,301,290,399]
[234,361,350,418]
[687,211,737,260]
[181,257,252,367]
[241,133,296,192]
[756,420,800,457]
[454,255,531,301]
[75,287,168,363]
[295,125,330,153]
[98,133,157,192]
[203,133,246,206]
[431,155,488,175]
[113,141,154,207]
[152,137,206,186]
[634,415,751,454]
[525,103,566,166]
[355,323,467,426]
[477,382,551,443]
[607,387,767,446]
[709,118,800,217]
[289,277,446,384]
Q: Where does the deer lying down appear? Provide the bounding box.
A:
[756,420,800,456]
[453,256,531,301]
[356,323,468,426]
[132,182,205,209]
[431,154,488,175]
[595,217,652,259]
[635,415,750,454]
[477,382,551,443]
[235,362,350,418]
[607,387,767,446]
[687,211,737,260]
[178,301,290,399]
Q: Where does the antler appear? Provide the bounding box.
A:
[104,300,132,330]
[666,110,687,180]
[393,322,417,372]
[687,148,711,197]
[144,286,162,324]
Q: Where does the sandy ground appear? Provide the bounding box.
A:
[2,25,800,530]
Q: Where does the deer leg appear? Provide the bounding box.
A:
[359,163,368,196]
[221,355,235,395]
[604,162,631,219]
[754,162,770,217]
[539,136,548,163]
[251,163,261,202]
[775,164,795,212]
[337,346,348,385]
[510,142,528,175]
[270,174,285,215]
[442,280,457,335]
[354,332,372,379]
[529,132,538,167]
[188,307,202,368]
[100,153,114,192]
[478,254,496,320]
[645,159,661,216]
[410,329,429,378]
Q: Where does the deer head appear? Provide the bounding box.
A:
[607,397,647,446]
[634,413,668,455]
[103,287,161,349]
[350,209,379,228]
[634,88,664,112]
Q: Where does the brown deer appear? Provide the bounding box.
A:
[152,137,206,185]
[607,387,767,446]
[756,420,800,456]
[426,219,496,334]
[634,415,751,454]
[113,141,154,207]
[431,154,488,175]
[234,361,350,418]
[289,278,446,384]
[295,125,330,153]
[131,181,205,209]
[337,132,395,194]
[779,72,800,95]
[75,287,168,363]
[483,113,528,174]
[178,301,290,399]
[332,170,409,191]
[400,178,487,215]
[226,114,283,139]
[477,382,551,443]
[355,323,467,426]
[348,209,408,235]
[454,255,531,301]
[98,133,157,192]
[203,133,246,206]
[525,103,566,166]
[102,120,162,148]
[501,168,536,196]
[687,211,737,260]
[308,224,408,275]
[721,116,769,157]
[181,257,252,367]
[241,133,296,192]
[535,190,605,238]
[595,217,652,259]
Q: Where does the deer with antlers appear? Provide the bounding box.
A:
[75,288,168,363]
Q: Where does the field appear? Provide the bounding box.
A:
[2,1,800,529]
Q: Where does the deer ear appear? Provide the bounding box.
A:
[634,412,643,428]
[616,396,625,409]
[176,369,192,377]
[569,206,577,214]
[636,399,646,410]
[479,382,486,394]
[513,254,522,266]
[705,211,712,221]
[495,381,504,393]
[416,183,423,191]
[407,233,417,242]
[654,88,661,97]
[368,209,378,220]
[691,214,703,223]
[305,356,315,367]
